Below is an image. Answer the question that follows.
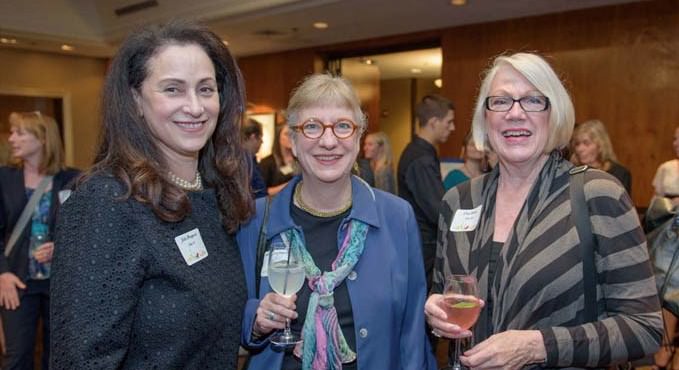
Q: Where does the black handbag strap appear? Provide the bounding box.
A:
[254,196,271,294]
[569,165,598,322]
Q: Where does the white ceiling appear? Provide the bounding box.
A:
[0,0,644,77]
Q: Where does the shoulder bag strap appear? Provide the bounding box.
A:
[254,196,271,294]
[569,165,598,322]
[5,175,53,257]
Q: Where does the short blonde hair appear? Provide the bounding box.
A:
[472,52,575,153]
[286,73,367,135]
[9,111,65,174]
[571,119,618,164]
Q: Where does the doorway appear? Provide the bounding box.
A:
[335,47,443,165]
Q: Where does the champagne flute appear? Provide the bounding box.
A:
[440,274,481,370]
[267,242,305,346]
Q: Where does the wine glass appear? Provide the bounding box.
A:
[440,274,481,370]
[267,242,305,346]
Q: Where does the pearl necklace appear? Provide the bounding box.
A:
[167,171,203,191]
[293,182,352,218]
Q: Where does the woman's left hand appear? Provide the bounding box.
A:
[33,242,54,263]
[460,330,546,370]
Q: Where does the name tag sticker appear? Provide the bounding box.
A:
[175,228,208,266]
[449,205,483,232]
[58,190,72,204]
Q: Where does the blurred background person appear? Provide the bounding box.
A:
[425,52,661,369]
[398,94,455,291]
[650,125,679,370]
[362,131,395,193]
[242,118,268,198]
[0,111,79,370]
[238,73,435,370]
[259,124,295,195]
[570,119,632,194]
[50,21,253,369]
[652,126,679,201]
[443,131,487,191]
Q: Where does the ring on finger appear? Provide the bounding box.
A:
[267,310,276,321]
[431,329,441,338]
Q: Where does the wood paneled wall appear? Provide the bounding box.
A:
[0,48,108,169]
[238,49,322,114]
[238,0,679,206]
[440,0,679,206]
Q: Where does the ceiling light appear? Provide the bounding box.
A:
[434,78,443,88]
[0,38,17,44]
[410,68,422,74]
[313,22,328,29]
[450,0,466,5]
[61,44,74,51]
[359,57,375,65]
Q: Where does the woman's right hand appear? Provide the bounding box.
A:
[0,272,26,310]
[424,293,477,339]
[253,292,298,337]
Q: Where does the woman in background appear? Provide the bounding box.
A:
[0,111,79,370]
[652,126,679,200]
[650,125,679,370]
[259,124,295,195]
[238,73,435,370]
[570,119,632,194]
[362,131,396,193]
[443,131,487,191]
[50,21,253,369]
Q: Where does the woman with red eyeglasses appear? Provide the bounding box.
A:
[238,73,436,370]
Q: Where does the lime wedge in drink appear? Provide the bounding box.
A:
[451,301,477,309]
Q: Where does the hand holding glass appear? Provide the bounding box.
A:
[267,243,305,346]
[440,275,480,370]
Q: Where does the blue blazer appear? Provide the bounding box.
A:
[237,176,437,370]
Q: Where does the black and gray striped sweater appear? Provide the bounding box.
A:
[432,154,662,369]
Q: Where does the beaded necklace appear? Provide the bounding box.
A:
[293,182,352,218]
[167,171,203,191]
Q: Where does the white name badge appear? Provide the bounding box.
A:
[174,228,208,266]
[58,190,72,204]
[449,205,483,232]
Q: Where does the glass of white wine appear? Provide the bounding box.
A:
[267,241,305,346]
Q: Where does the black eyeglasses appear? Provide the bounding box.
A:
[485,96,550,112]
[291,118,358,139]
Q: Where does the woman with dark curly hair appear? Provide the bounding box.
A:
[50,20,253,369]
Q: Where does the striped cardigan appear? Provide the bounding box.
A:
[432,153,662,369]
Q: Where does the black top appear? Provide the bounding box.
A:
[282,204,356,370]
[355,158,375,187]
[0,166,80,279]
[607,161,632,195]
[51,174,246,369]
[485,241,503,333]
[249,154,268,198]
[397,136,445,285]
[259,155,294,188]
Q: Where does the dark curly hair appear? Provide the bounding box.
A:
[86,19,253,232]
